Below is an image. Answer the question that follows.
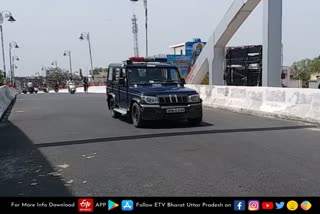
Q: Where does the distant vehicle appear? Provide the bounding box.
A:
[83,78,88,93]
[54,83,59,93]
[106,57,203,128]
[43,87,49,93]
[68,82,76,94]
[23,82,35,94]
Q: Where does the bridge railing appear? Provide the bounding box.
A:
[187,84,320,123]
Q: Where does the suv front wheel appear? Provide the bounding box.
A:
[131,103,145,128]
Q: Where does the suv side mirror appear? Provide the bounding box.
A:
[181,78,186,85]
[119,77,126,86]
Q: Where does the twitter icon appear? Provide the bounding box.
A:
[275,202,285,209]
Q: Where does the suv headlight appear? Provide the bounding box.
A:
[188,94,200,103]
[141,96,159,104]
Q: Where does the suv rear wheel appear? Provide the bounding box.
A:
[131,103,145,128]
[109,97,121,118]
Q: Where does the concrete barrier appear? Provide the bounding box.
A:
[47,86,106,94]
[186,84,320,123]
[0,86,18,120]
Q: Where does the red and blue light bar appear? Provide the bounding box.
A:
[128,57,167,63]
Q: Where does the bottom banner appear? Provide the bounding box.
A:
[2,197,318,214]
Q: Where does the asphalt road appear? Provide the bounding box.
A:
[1,93,320,197]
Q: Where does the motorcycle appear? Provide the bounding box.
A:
[54,85,59,93]
[27,82,35,94]
[68,83,76,94]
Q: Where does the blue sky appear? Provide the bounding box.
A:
[1,0,320,76]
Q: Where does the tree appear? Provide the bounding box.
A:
[291,59,312,81]
[291,57,320,82]
[92,67,107,75]
[309,57,320,74]
[44,66,80,87]
[46,67,68,82]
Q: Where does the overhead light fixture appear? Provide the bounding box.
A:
[8,16,16,22]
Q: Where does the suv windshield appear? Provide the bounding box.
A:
[128,67,182,85]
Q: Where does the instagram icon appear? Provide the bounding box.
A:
[248,200,260,211]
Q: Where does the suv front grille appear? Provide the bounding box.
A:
[158,95,188,105]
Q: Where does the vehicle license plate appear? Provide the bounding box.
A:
[166,108,185,113]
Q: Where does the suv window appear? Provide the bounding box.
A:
[128,67,181,84]
[108,68,113,81]
[108,67,121,82]
[114,68,121,82]
[121,68,126,78]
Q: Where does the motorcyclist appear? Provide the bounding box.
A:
[82,77,88,93]
[67,78,76,93]
[54,81,59,92]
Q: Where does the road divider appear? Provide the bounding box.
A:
[0,86,18,120]
[186,84,320,123]
[48,86,106,94]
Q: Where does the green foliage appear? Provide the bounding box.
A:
[291,59,312,81]
[92,67,107,75]
[45,67,80,83]
[309,57,320,74]
[291,57,320,81]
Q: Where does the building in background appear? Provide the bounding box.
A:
[169,43,185,55]
[166,55,192,79]
[308,72,320,89]
[168,38,206,80]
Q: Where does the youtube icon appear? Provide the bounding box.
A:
[262,202,274,210]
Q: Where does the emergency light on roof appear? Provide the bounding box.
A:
[128,57,168,63]
[129,57,145,62]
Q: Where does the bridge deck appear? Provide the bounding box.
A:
[1,93,319,196]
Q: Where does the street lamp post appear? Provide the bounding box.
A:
[63,50,73,78]
[51,60,60,83]
[42,66,49,88]
[9,41,19,84]
[41,66,46,77]
[0,11,16,81]
[79,32,94,80]
[12,55,19,85]
[130,0,148,57]
[51,60,58,69]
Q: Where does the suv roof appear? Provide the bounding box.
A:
[127,62,175,68]
[108,62,176,68]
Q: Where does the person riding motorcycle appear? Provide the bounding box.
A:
[67,78,76,94]
[82,77,88,93]
[54,81,59,92]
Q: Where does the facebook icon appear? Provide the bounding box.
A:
[234,200,246,211]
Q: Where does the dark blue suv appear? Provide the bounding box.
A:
[106,58,202,128]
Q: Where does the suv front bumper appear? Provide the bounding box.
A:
[139,103,202,120]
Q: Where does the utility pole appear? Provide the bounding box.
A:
[144,0,148,56]
[130,0,148,56]
[132,14,139,57]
